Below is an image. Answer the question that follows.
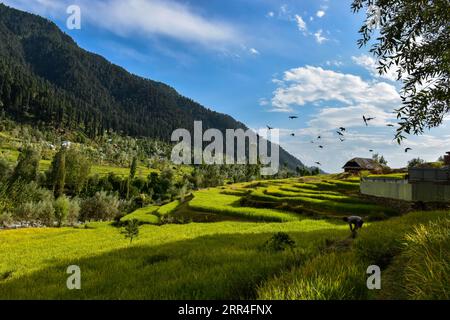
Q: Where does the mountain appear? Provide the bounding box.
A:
[0,4,306,171]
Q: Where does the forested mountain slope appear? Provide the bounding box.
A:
[0,4,306,171]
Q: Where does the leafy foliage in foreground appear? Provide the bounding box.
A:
[352,0,450,141]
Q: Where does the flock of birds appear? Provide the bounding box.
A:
[266,115,413,167]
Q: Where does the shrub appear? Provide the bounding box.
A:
[121,219,140,244]
[14,202,36,222]
[263,232,296,252]
[80,191,120,222]
[402,218,450,299]
[15,200,55,226]
[54,196,70,227]
[66,197,81,226]
[0,211,12,227]
[36,200,55,226]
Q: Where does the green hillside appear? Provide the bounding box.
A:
[0,3,305,172]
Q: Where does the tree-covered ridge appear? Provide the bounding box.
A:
[0,4,304,171]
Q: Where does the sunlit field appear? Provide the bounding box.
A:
[1,176,448,300]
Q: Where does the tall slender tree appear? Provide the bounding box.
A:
[49,148,66,198]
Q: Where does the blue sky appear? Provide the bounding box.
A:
[2,0,449,172]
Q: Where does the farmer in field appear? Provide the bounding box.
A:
[343,216,364,238]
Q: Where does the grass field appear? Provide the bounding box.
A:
[120,206,160,225]
[0,219,347,299]
[0,175,448,299]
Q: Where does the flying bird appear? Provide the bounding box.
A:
[315,162,322,166]
[339,127,346,132]
[339,138,345,142]
[405,148,412,153]
[336,131,344,136]
[369,149,374,153]
[386,124,395,127]
[319,145,324,149]
[289,116,298,119]
[267,125,273,130]
[363,116,376,126]
[310,140,315,144]
[317,135,322,139]
[290,133,295,137]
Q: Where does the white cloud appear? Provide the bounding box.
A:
[270,66,400,112]
[314,29,328,44]
[3,0,240,48]
[316,10,325,18]
[266,11,275,18]
[294,14,307,33]
[352,54,399,82]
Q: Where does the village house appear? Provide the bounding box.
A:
[342,158,384,174]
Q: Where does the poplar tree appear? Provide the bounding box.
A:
[50,148,66,198]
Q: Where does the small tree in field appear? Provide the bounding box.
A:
[122,219,140,244]
[54,195,70,227]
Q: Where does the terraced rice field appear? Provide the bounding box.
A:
[176,177,396,222]
[1,175,448,300]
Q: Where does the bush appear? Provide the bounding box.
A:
[263,232,296,252]
[402,218,450,299]
[15,200,55,226]
[80,191,120,222]
[54,196,70,227]
[35,200,55,226]
[66,197,81,226]
[0,211,13,227]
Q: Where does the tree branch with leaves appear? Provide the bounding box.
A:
[352,0,450,143]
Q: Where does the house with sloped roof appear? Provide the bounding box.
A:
[342,158,383,174]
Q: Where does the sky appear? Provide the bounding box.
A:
[2,0,449,172]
